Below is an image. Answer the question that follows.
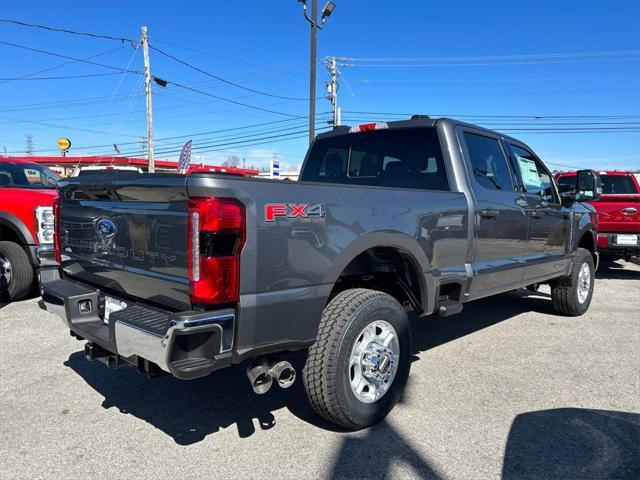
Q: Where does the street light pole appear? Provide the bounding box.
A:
[308,0,318,145]
[299,0,336,145]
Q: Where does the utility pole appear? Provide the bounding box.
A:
[325,56,340,127]
[141,26,155,172]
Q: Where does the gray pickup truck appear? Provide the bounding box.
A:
[41,116,601,430]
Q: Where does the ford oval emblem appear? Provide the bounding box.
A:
[96,218,117,238]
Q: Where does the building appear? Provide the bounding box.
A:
[3,156,259,178]
[5,155,178,177]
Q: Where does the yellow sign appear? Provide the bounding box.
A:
[57,138,71,151]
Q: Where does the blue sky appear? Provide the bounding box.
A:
[1,0,639,171]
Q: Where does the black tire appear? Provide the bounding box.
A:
[0,241,34,301]
[551,248,595,316]
[302,288,411,430]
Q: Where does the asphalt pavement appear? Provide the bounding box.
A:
[1,260,639,480]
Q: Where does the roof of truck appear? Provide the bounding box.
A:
[315,116,524,144]
[557,170,637,176]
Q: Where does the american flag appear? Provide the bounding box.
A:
[177,140,193,174]
[113,144,121,155]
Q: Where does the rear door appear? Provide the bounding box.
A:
[459,128,529,295]
[507,143,570,280]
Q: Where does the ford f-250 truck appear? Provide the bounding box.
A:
[41,117,601,430]
[556,170,639,261]
[0,157,59,301]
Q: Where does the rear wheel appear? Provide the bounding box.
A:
[302,288,411,430]
[551,248,594,316]
[0,241,33,301]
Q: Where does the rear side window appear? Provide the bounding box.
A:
[301,127,449,191]
[557,175,576,189]
[463,132,513,191]
[600,175,638,194]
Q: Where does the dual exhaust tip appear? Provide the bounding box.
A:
[246,359,296,394]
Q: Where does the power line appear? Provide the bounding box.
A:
[149,44,309,101]
[341,111,640,119]
[0,46,124,85]
[338,50,640,63]
[1,115,143,138]
[0,40,142,74]
[24,115,331,153]
[0,18,137,47]
[112,122,325,157]
[0,72,125,81]
[162,79,305,118]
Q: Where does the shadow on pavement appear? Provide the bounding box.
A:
[502,408,640,480]
[64,350,335,444]
[410,288,553,355]
[329,420,443,479]
[65,289,557,445]
[596,260,640,280]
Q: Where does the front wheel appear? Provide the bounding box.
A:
[0,241,34,301]
[302,288,411,430]
[551,248,595,316]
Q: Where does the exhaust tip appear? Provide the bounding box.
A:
[246,363,273,395]
[271,361,296,389]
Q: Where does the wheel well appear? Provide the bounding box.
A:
[328,247,424,313]
[0,223,22,245]
[578,230,597,264]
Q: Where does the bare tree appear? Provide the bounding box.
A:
[224,154,241,168]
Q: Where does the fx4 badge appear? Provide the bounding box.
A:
[265,203,326,223]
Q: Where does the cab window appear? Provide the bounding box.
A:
[509,144,559,204]
[463,132,513,191]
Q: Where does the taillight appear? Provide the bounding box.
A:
[597,233,608,249]
[52,196,61,263]
[188,197,245,306]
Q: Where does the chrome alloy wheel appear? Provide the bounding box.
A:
[0,254,12,287]
[349,320,400,404]
[577,262,591,304]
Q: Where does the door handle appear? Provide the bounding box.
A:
[479,208,500,218]
[531,208,546,218]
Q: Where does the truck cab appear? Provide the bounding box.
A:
[557,170,639,260]
[0,158,59,301]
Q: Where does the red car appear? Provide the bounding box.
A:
[556,170,640,261]
[0,157,59,300]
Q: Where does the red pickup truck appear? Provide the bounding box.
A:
[0,157,59,300]
[556,170,640,261]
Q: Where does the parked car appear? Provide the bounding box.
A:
[41,117,601,430]
[557,170,639,261]
[0,157,59,300]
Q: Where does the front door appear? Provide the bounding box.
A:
[460,130,529,295]
[507,143,570,280]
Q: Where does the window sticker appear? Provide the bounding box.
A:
[516,155,542,189]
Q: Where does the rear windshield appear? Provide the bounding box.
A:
[0,162,59,189]
[558,174,638,194]
[300,127,449,191]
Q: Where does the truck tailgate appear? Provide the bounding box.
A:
[593,194,640,233]
[57,174,191,311]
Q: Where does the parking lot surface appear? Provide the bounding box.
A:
[1,261,639,480]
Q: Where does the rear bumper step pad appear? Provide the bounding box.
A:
[41,279,235,380]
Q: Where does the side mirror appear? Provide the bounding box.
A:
[576,169,602,202]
